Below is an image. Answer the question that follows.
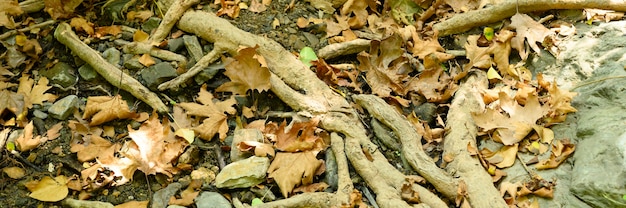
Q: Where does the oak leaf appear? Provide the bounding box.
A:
[509,13,554,60]
[216,47,271,95]
[357,34,411,97]
[267,118,326,153]
[268,152,324,197]
[83,95,137,126]
[179,85,236,141]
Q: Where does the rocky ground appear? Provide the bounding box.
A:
[1,0,626,207]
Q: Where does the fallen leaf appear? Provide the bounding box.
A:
[83,95,137,126]
[16,121,40,151]
[138,54,156,67]
[481,144,518,168]
[268,152,324,197]
[216,0,240,18]
[44,0,83,20]
[133,30,150,42]
[69,17,94,35]
[535,139,575,170]
[28,175,69,202]
[3,166,26,179]
[114,201,149,208]
[509,13,554,60]
[70,135,119,162]
[179,85,237,141]
[248,0,266,13]
[95,25,122,38]
[0,90,25,123]
[216,46,271,95]
[357,34,410,97]
[17,75,57,108]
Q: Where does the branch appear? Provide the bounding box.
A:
[54,23,168,113]
[433,0,626,36]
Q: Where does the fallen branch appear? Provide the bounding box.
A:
[54,23,168,113]
[120,40,187,64]
[0,20,56,40]
[443,71,507,207]
[317,39,371,60]
[433,0,626,36]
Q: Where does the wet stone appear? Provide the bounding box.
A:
[41,62,76,88]
[78,64,99,81]
[48,95,79,120]
[141,62,177,90]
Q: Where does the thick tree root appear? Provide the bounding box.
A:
[433,0,626,36]
[443,71,507,207]
[54,23,168,113]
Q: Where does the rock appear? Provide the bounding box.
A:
[41,62,76,88]
[412,102,437,124]
[123,57,144,70]
[142,17,162,34]
[195,192,232,208]
[191,166,217,184]
[183,35,204,62]
[214,156,269,189]
[152,183,182,208]
[230,129,264,162]
[102,47,121,67]
[168,38,185,52]
[78,64,99,81]
[48,95,79,120]
[32,110,47,119]
[194,63,223,85]
[63,198,113,208]
[302,32,319,47]
[178,145,200,165]
[140,62,177,90]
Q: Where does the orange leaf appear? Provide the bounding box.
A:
[268,152,324,197]
[83,95,137,126]
[216,46,271,95]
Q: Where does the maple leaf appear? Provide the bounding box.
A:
[70,135,120,162]
[16,121,39,151]
[411,27,455,61]
[358,34,411,97]
[509,13,555,60]
[179,85,237,141]
[83,95,137,126]
[267,118,326,153]
[406,54,458,103]
[0,90,25,122]
[216,47,271,95]
[17,75,58,109]
[313,59,361,92]
[340,0,375,29]
[268,152,324,197]
[473,92,549,145]
[544,82,577,125]
[44,0,83,20]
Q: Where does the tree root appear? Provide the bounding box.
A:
[149,0,199,45]
[317,39,371,60]
[443,71,507,207]
[54,23,168,113]
[353,94,457,200]
[433,0,626,36]
[158,44,226,91]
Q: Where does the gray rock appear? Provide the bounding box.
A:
[302,32,319,47]
[142,17,162,34]
[32,110,47,119]
[41,62,76,88]
[168,38,185,52]
[183,35,204,62]
[103,47,121,67]
[230,129,264,162]
[194,62,224,85]
[63,198,114,208]
[123,57,144,70]
[152,183,182,208]
[195,192,232,208]
[48,95,79,120]
[140,62,177,90]
[215,156,269,189]
[78,64,99,81]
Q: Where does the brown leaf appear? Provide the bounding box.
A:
[16,121,41,151]
[69,17,94,35]
[179,85,237,141]
[70,135,119,162]
[0,90,25,122]
[114,201,149,208]
[28,175,68,202]
[535,139,575,170]
[95,25,122,38]
[357,34,411,97]
[216,47,271,95]
[248,0,267,13]
[268,118,326,153]
[17,75,57,109]
[138,54,156,67]
[44,0,83,20]
[509,13,554,60]
[268,152,324,197]
[406,54,458,103]
[216,0,240,18]
[83,95,137,126]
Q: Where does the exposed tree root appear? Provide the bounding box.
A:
[149,0,199,45]
[443,71,507,207]
[317,39,371,60]
[433,0,626,36]
[54,23,169,113]
[158,44,226,91]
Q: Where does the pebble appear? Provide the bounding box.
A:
[183,35,204,62]
[152,183,182,208]
[142,17,162,34]
[168,38,185,52]
[48,95,79,120]
[140,62,177,90]
[195,192,232,208]
[78,64,99,81]
[214,156,269,189]
[41,62,76,88]
[103,47,121,67]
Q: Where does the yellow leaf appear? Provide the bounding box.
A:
[138,54,156,67]
[487,67,502,79]
[3,166,26,179]
[175,128,195,143]
[133,30,149,42]
[216,46,271,95]
[29,176,68,202]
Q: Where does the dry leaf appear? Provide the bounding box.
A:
[268,118,325,153]
[216,46,271,95]
[95,25,122,38]
[138,54,156,67]
[357,34,411,97]
[28,175,69,202]
[3,166,26,179]
[114,201,149,208]
[69,17,94,35]
[17,75,58,109]
[44,0,83,20]
[509,13,554,60]
[179,85,236,141]
[83,95,137,126]
[268,152,324,197]
[0,90,25,123]
[70,135,119,162]
[16,121,40,151]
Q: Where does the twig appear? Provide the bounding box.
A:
[0,20,56,40]
[117,40,187,64]
[433,0,626,36]
[317,39,371,60]
[54,23,168,112]
[158,44,226,91]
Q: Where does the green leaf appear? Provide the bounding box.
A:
[299,47,318,68]
[251,198,264,205]
[484,27,495,41]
